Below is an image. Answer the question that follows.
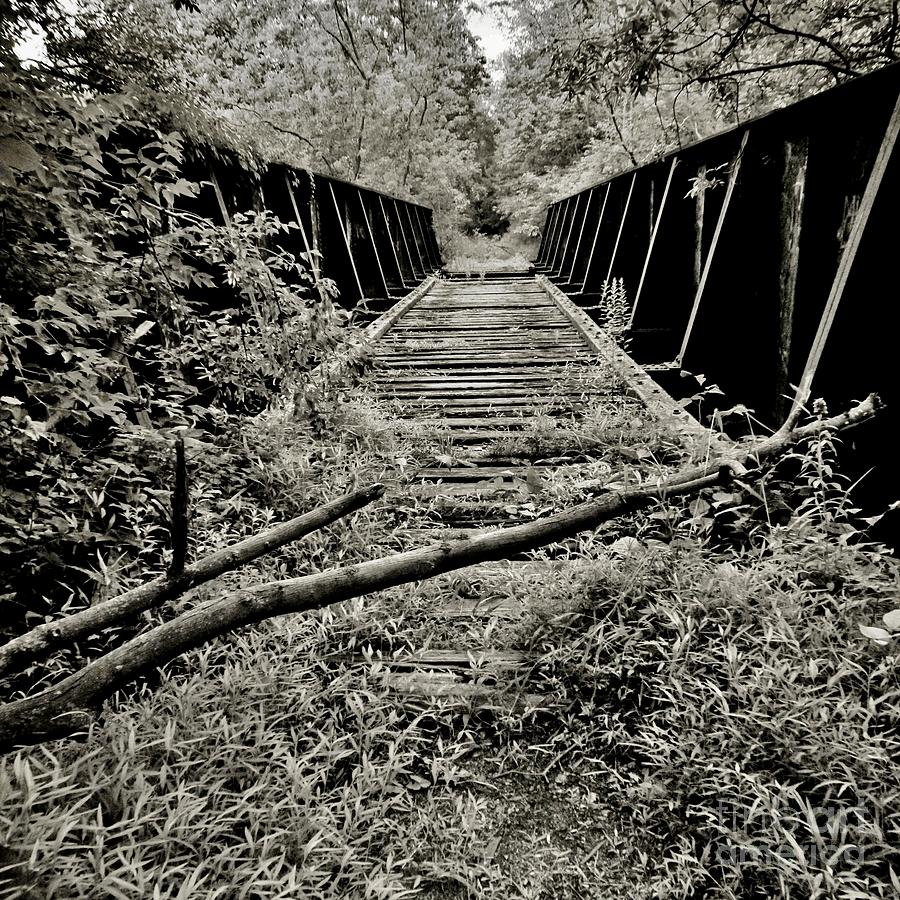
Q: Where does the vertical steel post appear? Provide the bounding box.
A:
[411,206,435,270]
[394,199,423,278]
[774,139,808,420]
[538,205,558,265]
[403,203,427,274]
[547,197,572,272]
[540,204,563,267]
[693,164,706,296]
[358,189,390,297]
[379,195,408,285]
[555,193,582,277]
[328,182,364,300]
[535,207,553,263]
[419,207,442,266]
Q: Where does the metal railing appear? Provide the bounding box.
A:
[188,149,442,314]
[535,62,900,427]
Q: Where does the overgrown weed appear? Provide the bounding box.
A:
[4,357,900,898]
[493,423,900,899]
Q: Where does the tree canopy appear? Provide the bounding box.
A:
[7,0,898,235]
[489,0,898,233]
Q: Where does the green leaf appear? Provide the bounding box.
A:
[859,623,893,645]
[0,137,41,172]
[131,320,156,342]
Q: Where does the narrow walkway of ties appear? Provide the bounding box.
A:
[361,274,648,703]
[345,273,691,893]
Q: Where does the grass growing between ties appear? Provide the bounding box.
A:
[442,233,535,276]
[2,376,900,898]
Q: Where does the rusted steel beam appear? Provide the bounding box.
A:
[379,195,413,288]
[677,129,751,367]
[774,140,808,421]
[565,188,594,284]
[411,206,437,270]
[629,158,678,328]
[604,171,637,285]
[308,174,323,264]
[693,164,705,296]
[544,204,565,268]
[402,202,428,275]
[208,167,233,227]
[419,207,443,267]
[394,198,424,279]
[285,173,329,305]
[554,193,582,277]
[329,181,365,301]
[575,183,611,293]
[789,89,900,420]
[548,197,574,272]
[358,189,391,297]
[535,203,560,267]
[535,206,556,264]
[538,198,570,272]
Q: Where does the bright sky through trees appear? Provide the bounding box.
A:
[467,5,510,70]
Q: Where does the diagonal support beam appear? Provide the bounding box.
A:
[575,184,611,293]
[677,129,751,367]
[565,188,594,283]
[629,157,678,328]
[787,89,900,421]
[329,182,365,301]
[358,190,390,297]
[605,172,637,285]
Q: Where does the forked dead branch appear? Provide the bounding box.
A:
[0,393,881,752]
[0,483,387,679]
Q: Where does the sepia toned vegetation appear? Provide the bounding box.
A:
[3,2,900,897]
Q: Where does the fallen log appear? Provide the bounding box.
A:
[0,483,386,678]
[0,394,880,751]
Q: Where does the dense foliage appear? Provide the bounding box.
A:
[2,393,898,897]
[3,5,900,898]
[49,0,498,235]
[490,0,899,233]
[0,65,352,665]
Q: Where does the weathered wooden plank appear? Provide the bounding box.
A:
[383,673,547,710]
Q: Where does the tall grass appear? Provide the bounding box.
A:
[2,367,899,898]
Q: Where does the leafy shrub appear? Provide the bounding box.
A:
[596,277,631,347]
[0,620,483,899]
[0,70,351,652]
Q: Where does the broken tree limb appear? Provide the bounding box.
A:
[0,483,386,679]
[0,394,880,751]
